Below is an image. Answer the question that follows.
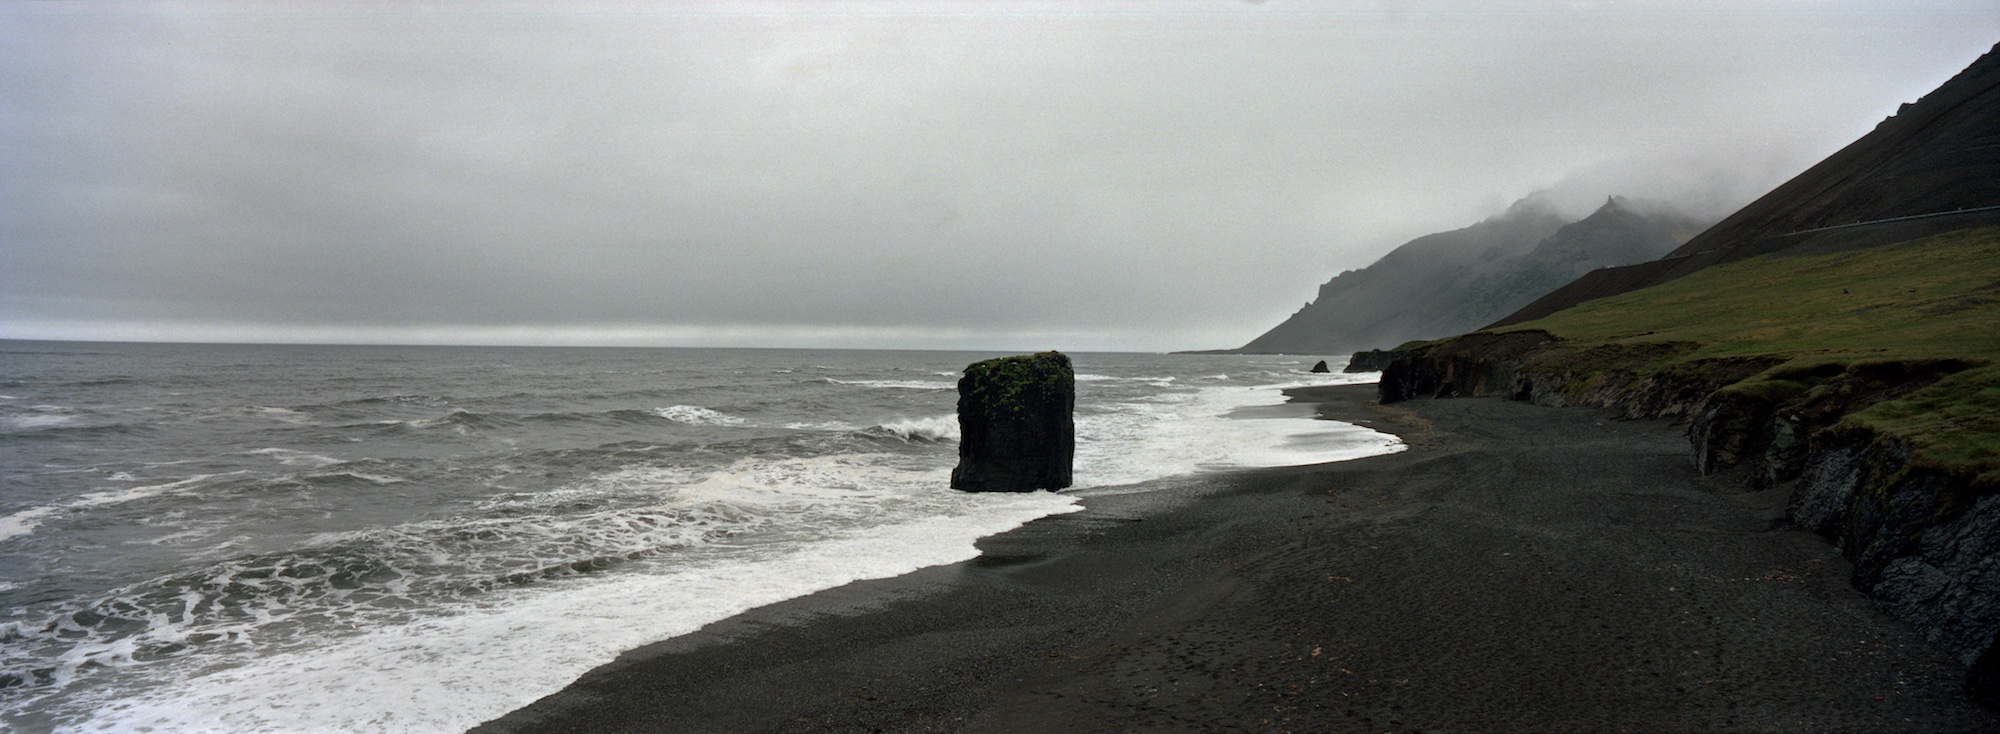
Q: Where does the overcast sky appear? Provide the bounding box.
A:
[3,1,1996,352]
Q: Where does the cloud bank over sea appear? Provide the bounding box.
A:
[4,2,1996,351]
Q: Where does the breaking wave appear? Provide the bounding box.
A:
[0,474,235,543]
[868,415,960,443]
[652,405,748,426]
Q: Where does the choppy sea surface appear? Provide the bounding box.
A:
[0,341,1396,733]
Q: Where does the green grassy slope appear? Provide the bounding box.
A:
[1498,227,2000,361]
[1495,226,2000,484]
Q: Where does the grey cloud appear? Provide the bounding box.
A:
[3,2,1998,350]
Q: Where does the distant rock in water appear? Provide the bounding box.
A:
[1310,360,1330,373]
[951,351,1075,492]
[1228,195,1709,356]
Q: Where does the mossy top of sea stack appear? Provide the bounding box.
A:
[961,351,1075,420]
[952,351,1075,492]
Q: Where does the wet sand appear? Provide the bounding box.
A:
[472,385,2000,733]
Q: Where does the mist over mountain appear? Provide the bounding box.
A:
[1231,196,1710,355]
[1492,44,2000,330]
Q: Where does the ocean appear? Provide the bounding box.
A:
[0,341,1398,733]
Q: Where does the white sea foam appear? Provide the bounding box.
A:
[248,447,343,468]
[247,406,314,425]
[1255,366,1382,390]
[0,474,225,542]
[70,459,1078,734]
[475,466,708,513]
[1076,373,1177,388]
[784,420,862,432]
[5,414,78,430]
[3,406,80,430]
[317,471,406,485]
[653,405,747,426]
[69,485,181,509]
[0,506,61,542]
[1072,371,1400,490]
[408,412,475,432]
[874,415,959,442]
[11,354,1406,732]
[140,529,216,547]
[476,486,607,513]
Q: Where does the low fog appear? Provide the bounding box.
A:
[3,1,1996,351]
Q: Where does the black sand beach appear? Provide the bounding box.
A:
[473,385,2000,733]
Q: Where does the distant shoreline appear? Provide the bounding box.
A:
[472,384,1996,733]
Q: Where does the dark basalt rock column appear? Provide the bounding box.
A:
[951,351,1074,492]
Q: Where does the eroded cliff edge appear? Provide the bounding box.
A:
[1350,42,2000,703]
[1370,328,2000,704]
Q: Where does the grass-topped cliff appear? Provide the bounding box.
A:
[1370,225,2000,700]
[1362,40,2000,705]
[1488,226,2000,486]
[1511,227,2000,363]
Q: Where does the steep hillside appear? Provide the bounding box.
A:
[1371,226,2000,701]
[1492,43,2000,328]
[1233,197,1703,355]
[1440,198,1707,335]
[1360,43,2000,705]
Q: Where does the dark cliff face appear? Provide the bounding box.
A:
[951,351,1075,493]
[1791,436,2000,702]
[1376,338,2000,703]
[1235,196,1702,355]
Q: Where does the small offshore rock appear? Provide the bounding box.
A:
[951,351,1074,492]
[1311,360,1331,373]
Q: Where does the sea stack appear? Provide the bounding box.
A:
[951,351,1074,492]
[1311,360,1331,373]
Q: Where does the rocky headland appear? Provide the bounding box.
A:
[1371,329,2000,702]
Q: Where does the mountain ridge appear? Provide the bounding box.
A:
[1490,43,2000,329]
[1226,196,1706,355]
